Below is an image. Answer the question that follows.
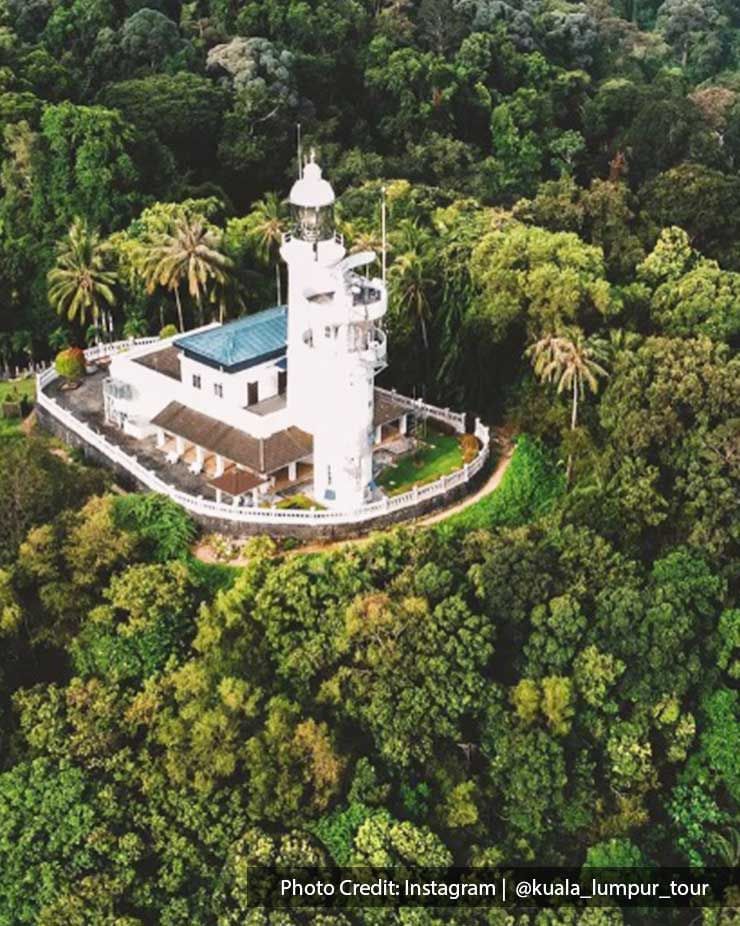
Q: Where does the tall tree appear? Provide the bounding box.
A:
[526,329,609,483]
[388,219,435,350]
[47,219,117,334]
[141,216,233,330]
[244,192,287,305]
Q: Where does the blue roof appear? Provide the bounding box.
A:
[174,306,287,371]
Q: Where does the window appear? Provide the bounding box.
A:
[192,374,201,389]
[214,383,223,398]
[247,382,258,406]
[327,464,332,486]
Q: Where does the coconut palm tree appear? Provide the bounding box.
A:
[388,219,434,350]
[47,219,117,334]
[141,216,233,330]
[245,192,287,305]
[526,329,609,484]
[208,273,246,324]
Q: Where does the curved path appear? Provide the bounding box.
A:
[193,436,515,563]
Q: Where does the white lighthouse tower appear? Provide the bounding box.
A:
[280,154,388,509]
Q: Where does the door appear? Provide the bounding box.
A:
[247,381,258,406]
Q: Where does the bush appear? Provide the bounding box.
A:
[459,433,479,464]
[159,324,178,339]
[440,435,564,535]
[54,347,86,382]
[112,493,196,561]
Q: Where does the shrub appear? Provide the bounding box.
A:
[159,324,178,339]
[112,493,196,561]
[54,347,86,382]
[459,433,479,463]
[440,435,564,535]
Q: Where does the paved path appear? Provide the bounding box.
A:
[193,438,516,564]
[415,440,514,526]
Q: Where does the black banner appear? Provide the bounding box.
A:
[246,866,740,909]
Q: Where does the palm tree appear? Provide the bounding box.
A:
[48,327,70,353]
[122,312,149,339]
[47,219,117,334]
[245,192,287,305]
[388,219,434,350]
[141,217,233,330]
[212,271,248,324]
[526,329,609,484]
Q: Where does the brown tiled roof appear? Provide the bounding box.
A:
[151,401,312,474]
[134,346,181,381]
[374,390,408,428]
[210,468,264,496]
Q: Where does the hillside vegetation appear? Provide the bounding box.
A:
[0,1,738,924]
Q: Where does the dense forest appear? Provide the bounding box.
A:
[0,0,738,923]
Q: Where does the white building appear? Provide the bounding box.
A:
[103,157,409,510]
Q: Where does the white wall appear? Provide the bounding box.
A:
[179,355,282,410]
[109,344,289,442]
[282,236,388,509]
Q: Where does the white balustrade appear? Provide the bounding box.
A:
[35,340,491,527]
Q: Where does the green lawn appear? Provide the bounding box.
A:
[0,378,36,402]
[0,377,36,437]
[377,428,464,496]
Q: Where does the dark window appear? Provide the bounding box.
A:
[214,383,223,398]
[247,382,259,406]
[278,371,287,395]
[192,374,201,389]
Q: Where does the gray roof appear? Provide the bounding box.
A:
[151,401,312,474]
[373,390,408,428]
[134,346,181,381]
[174,307,287,372]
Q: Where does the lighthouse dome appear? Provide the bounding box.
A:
[289,158,335,208]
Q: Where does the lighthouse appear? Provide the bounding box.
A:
[280,154,388,509]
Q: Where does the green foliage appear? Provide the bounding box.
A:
[112,492,196,561]
[311,802,375,865]
[53,346,85,381]
[71,561,199,682]
[0,0,737,917]
[0,438,107,566]
[585,838,647,868]
[442,435,564,534]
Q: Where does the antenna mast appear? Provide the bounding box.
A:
[296,123,303,179]
[381,185,387,284]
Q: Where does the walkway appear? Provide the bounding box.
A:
[192,435,515,564]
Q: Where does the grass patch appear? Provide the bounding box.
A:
[0,377,36,437]
[439,434,565,536]
[377,428,464,496]
[0,378,36,403]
